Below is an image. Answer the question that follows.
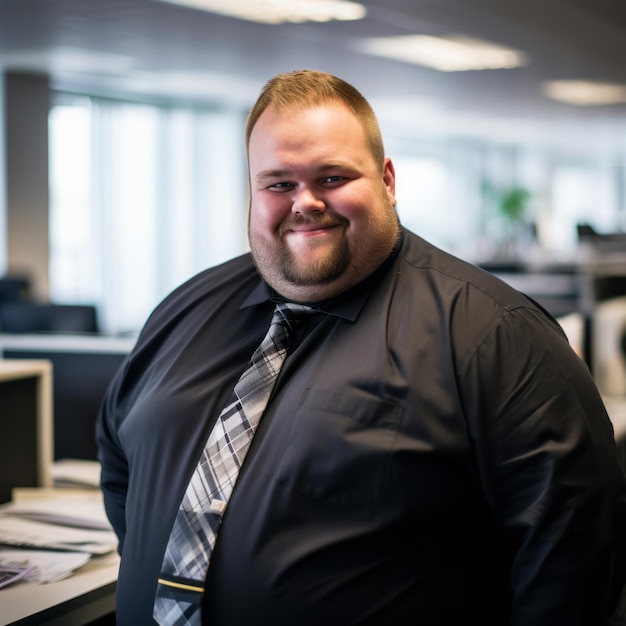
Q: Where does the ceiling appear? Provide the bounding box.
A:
[2,0,626,154]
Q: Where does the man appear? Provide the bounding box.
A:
[97,70,626,625]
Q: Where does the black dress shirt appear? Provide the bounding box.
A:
[97,228,626,626]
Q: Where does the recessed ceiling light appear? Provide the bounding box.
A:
[152,0,367,24]
[355,34,527,72]
[543,80,626,106]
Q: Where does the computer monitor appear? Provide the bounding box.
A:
[0,334,135,461]
[0,359,53,504]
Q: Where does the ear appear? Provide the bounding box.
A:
[382,157,397,207]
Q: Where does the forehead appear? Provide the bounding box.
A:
[248,103,370,167]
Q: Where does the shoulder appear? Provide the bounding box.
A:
[138,253,260,341]
[392,229,569,356]
[397,229,533,312]
[159,253,258,307]
[396,229,565,327]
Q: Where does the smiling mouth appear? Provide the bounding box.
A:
[291,224,338,233]
[281,217,346,236]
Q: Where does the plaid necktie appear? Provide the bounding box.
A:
[154,302,315,626]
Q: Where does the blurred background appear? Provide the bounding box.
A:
[4,5,626,612]
[1,0,626,347]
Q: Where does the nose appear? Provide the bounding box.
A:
[292,186,326,215]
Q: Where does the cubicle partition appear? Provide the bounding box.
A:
[0,359,53,503]
[0,334,136,461]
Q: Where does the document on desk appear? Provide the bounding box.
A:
[3,493,112,530]
[51,458,102,489]
[0,549,91,585]
[0,516,117,555]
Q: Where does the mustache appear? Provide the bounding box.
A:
[278,214,348,235]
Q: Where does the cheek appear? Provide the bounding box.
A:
[334,181,386,217]
[250,196,286,234]
[334,194,375,225]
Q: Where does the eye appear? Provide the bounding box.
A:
[267,181,294,192]
[322,175,347,185]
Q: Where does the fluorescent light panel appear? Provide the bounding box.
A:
[543,80,626,106]
[356,34,527,72]
[153,0,366,24]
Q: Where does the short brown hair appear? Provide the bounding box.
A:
[245,70,385,167]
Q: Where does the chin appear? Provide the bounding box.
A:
[284,254,347,285]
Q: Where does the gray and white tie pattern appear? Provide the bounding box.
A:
[154,302,315,626]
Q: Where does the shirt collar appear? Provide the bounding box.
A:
[241,229,404,322]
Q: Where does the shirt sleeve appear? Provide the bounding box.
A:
[461,306,626,626]
[96,361,130,553]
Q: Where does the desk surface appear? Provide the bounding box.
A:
[0,551,119,626]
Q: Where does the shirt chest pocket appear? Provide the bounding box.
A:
[274,388,404,506]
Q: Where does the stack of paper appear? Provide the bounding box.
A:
[3,492,112,531]
[0,489,118,587]
[0,516,116,554]
[0,550,90,585]
[51,459,102,489]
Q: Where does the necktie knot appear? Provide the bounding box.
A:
[271,302,317,346]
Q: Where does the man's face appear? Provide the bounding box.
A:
[247,102,399,302]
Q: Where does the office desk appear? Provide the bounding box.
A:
[0,551,119,625]
[0,485,119,626]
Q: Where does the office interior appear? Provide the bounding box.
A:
[0,0,625,449]
[1,2,626,614]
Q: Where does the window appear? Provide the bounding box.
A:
[49,95,248,334]
[391,141,485,259]
[50,95,626,334]
[550,163,621,254]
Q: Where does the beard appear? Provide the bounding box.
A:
[248,184,400,298]
[276,216,351,285]
[249,214,351,288]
